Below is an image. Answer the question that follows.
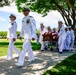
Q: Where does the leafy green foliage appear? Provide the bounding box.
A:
[15,0,69,16]
[0,31,7,38]
[0,0,14,7]
[0,31,20,39]
[15,0,76,29]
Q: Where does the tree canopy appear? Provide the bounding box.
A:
[15,0,76,29]
[0,0,14,7]
[16,0,76,15]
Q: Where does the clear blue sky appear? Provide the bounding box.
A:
[0,2,64,31]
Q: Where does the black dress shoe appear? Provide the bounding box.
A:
[44,47,48,50]
[63,49,66,51]
[50,48,53,51]
[41,50,44,51]
[59,52,62,54]
[66,50,69,52]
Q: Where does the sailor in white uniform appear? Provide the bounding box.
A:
[65,26,71,51]
[39,23,47,51]
[57,21,66,53]
[69,26,75,50]
[15,7,36,66]
[7,14,20,60]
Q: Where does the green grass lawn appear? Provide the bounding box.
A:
[43,53,76,75]
[0,39,41,56]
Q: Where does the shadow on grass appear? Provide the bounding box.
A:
[43,53,76,75]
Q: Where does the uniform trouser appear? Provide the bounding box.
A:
[66,40,71,50]
[44,41,48,48]
[70,39,75,49]
[17,39,34,65]
[50,41,56,48]
[39,35,44,50]
[58,36,66,52]
[40,41,49,50]
[40,41,45,50]
[36,35,39,44]
[44,41,54,49]
[7,40,20,59]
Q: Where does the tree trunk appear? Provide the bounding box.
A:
[53,0,76,30]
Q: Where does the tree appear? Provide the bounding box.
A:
[0,31,7,38]
[15,0,76,29]
[0,0,14,7]
[66,0,76,11]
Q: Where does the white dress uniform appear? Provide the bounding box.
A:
[7,21,20,59]
[65,30,71,50]
[70,29,75,50]
[58,25,66,52]
[16,15,36,66]
[39,27,47,50]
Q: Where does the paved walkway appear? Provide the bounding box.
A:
[0,49,76,75]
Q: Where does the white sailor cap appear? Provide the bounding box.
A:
[40,22,43,24]
[23,7,30,12]
[58,20,63,23]
[65,26,72,29]
[9,14,16,18]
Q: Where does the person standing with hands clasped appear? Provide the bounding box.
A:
[15,7,37,67]
[7,14,20,60]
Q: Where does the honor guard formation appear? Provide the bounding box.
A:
[6,7,75,67]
